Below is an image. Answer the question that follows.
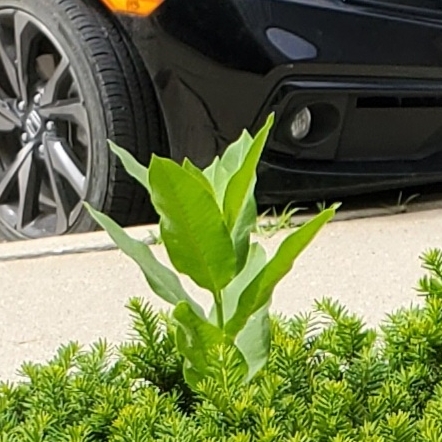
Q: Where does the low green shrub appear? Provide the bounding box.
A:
[3,119,441,441]
[2,251,442,441]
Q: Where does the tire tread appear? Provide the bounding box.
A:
[54,0,161,226]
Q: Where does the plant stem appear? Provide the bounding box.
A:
[214,291,224,328]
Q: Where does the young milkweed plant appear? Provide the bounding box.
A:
[86,114,338,390]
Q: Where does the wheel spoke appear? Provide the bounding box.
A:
[0,25,19,97]
[0,98,21,130]
[39,192,57,209]
[40,56,70,107]
[14,11,34,103]
[16,151,40,230]
[45,135,86,198]
[0,143,33,203]
[40,98,88,132]
[43,142,71,234]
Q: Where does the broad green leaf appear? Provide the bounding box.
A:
[177,343,203,389]
[203,158,230,209]
[219,130,254,175]
[221,242,270,380]
[86,204,204,317]
[225,205,338,337]
[174,302,246,389]
[202,155,220,184]
[204,311,271,383]
[223,242,267,322]
[182,158,214,195]
[235,305,271,381]
[207,242,267,326]
[223,114,274,270]
[203,130,253,207]
[149,155,237,293]
[229,187,257,272]
[223,114,274,233]
[109,141,150,192]
[174,302,225,368]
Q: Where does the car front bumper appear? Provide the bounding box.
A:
[118,0,442,200]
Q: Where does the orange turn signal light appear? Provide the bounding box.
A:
[101,0,163,16]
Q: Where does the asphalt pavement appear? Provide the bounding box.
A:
[1,208,442,380]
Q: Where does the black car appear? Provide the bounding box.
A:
[0,0,441,239]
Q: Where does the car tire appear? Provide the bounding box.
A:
[0,0,161,240]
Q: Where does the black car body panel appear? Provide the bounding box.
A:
[117,0,442,202]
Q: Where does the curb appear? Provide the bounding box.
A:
[261,198,442,230]
[0,198,441,262]
[0,225,159,262]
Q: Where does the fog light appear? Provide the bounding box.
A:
[290,107,311,140]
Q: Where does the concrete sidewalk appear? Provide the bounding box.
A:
[1,209,442,380]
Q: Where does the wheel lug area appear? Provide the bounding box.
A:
[37,144,45,158]
[33,93,42,106]
[46,120,56,132]
[18,101,53,148]
[21,132,29,143]
[17,100,26,112]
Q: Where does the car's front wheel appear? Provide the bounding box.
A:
[0,0,160,240]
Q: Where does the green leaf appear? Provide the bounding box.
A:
[182,158,214,195]
[148,155,237,293]
[223,242,268,322]
[223,114,274,270]
[229,187,257,272]
[206,243,271,380]
[174,301,240,389]
[225,205,338,337]
[207,242,267,325]
[203,158,229,209]
[201,124,271,271]
[108,141,150,192]
[223,114,274,233]
[202,155,220,184]
[86,204,204,317]
[203,130,253,208]
[219,130,254,176]
[222,242,270,380]
[235,305,271,381]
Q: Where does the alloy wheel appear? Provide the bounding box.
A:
[0,8,91,238]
